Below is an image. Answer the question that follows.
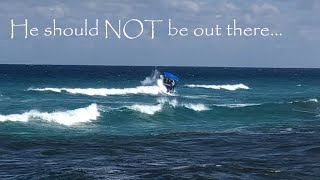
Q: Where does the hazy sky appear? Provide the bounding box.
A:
[0,0,319,67]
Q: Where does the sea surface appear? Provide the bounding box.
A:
[0,65,319,179]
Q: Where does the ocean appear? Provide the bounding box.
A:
[0,65,319,179]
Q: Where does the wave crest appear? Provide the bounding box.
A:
[0,104,100,126]
[127,104,163,115]
[28,80,168,96]
[184,84,249,91]
[182,103,210,111]
[289,98,319,104]
[127,98,210,115]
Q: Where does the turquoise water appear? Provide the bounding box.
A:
[0,65,319,179]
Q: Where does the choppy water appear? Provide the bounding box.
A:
[0,65,319,179]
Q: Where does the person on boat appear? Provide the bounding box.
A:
[160,72,179,92]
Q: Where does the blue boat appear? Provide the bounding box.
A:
[161,72,179,92]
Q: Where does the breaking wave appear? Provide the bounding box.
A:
[182,103,210,111]
[0,104,100,126]
[306,98,318,103]
[28,80,168,96]
[184,84,250,91]
[127,104,163,115]
[126,98,210,115]
[157,97,210,112]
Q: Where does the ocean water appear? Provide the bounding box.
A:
[0,65,319,179]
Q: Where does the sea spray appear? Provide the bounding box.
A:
[141,69,161,86]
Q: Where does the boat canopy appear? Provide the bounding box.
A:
[163,72,179,82]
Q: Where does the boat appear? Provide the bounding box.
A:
[160,72,179,92]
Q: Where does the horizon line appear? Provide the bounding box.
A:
[0,63,319,69]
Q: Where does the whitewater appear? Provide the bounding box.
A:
[0,104,100,126]
[28,79,169,96]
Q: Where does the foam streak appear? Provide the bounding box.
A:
[185,84,249,91]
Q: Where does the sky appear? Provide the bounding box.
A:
[0,0,319,68]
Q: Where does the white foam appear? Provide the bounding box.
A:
[290,98,319,104]
[0,104,100,126]
[29,80,168,96]
[158,97,209,111]
[127,104,163,115]
[307,98,318,103]
[127,97,210,115]
[169,99,179,107]
[214,103,261,108]
[127,97,178,115]
[157,97,178,107]
[183,95,211,99]
[182,103,210,111]
[185,84,250,91]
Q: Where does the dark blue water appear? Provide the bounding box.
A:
[0,65,319,179]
